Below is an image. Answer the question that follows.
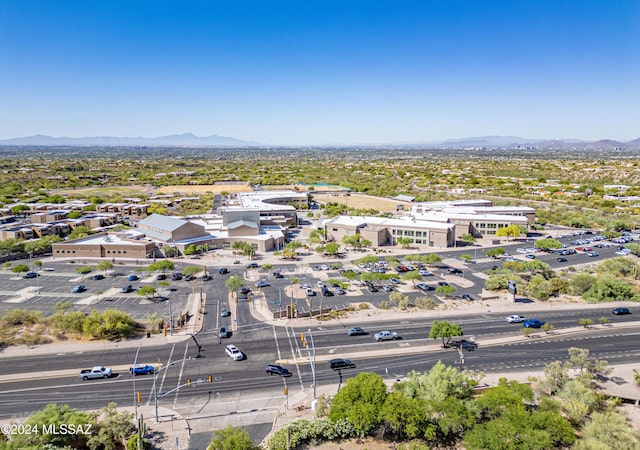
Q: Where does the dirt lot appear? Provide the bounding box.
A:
[313,193,410,212]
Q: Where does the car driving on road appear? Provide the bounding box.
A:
[523,318,546,328]
[225,344,243,361]
[265,364,293,377]
[348,326,366,336]
[130,364,155,375]
[612,307,631,315]
[329,358,356,370]
[506,315,526,323]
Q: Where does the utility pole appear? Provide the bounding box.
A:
[301,330,318,409]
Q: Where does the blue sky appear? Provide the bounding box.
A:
[1,1,638,145]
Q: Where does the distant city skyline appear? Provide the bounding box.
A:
[1,1,638,146]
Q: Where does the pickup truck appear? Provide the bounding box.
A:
[374,330,399,341]
[79,366,112,380]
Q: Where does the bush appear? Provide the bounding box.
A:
[0,308,43,326]
[267,418,356,450]
[358,303,370,310]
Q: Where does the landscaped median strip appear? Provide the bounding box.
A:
[277,321,640,366]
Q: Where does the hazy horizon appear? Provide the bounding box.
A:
[2,1,638,146]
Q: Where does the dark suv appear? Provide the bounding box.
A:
[171,272,183,280]
[265,364,292,377]
[449,340,478,351]
[329,358,356,370]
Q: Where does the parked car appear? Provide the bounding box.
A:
[348,326,367,336]
[506,314,526,323]
[461,294,474,301]
[389,278,399,285]
[219,326,229,338]
[587,251,599,257]
[305,288,316,296]
[525,254,536,259]
[418,270,433,276]
[316,281,325,288]
[273,271,283,278]
[329,358,356,370]
[438,281,449,286]
[240,287,251,295]
[121,284,134,293]
[334,287,345,295]
[321,286,333,296]
[24,272,39,279]
[255,280,269,288]
[612,307,631,315]
[171,272,183,280]
[220,308,230,317]
[448,268,463,274]
[265,364,293,377]
[225,344,243,361]
[71,285,86,293]
[557,257,568,262]
[367,285,379,293]
[246,262,259,269]
[156,273,167,280]
[219,268,229,274]
[382,285,393,292]
[130,364,155,375]
[128,274,139,281]
[523,318,546,328]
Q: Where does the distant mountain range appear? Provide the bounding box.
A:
[0,132,262,147]
[0,133,638,149]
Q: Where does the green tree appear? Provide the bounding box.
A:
[137,285,158,299]
[97,260,114,274]
[208,426,259,450]
[184,244,197,255]
[495,224,522,240]
[10,264,30,275]
[583,275,638,303]
[9,403,96,449]
[534,238,562,251]
[570,273,597,296]
[435,284,456,296]
[396,237,412,248]
[76,265,94,276]
[182,265,204,277]
[397,361,480,403]
[324,242,340,255]
[574,410,640,450]
[329,372,387,435]
[225,275,244,292]
[487,247,506,258]
[428,320,463,347]
[149,259,174,274]
[402,271,423,285]
[87,402,136,450]
[379,392,428,440]
[68,225,94,240]
[526,275,551,301]
[82,309,137,340]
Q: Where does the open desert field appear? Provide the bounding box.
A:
[155,183,253,195]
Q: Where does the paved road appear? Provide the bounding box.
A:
[1,304,638,419]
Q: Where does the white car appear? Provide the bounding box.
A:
[320,264,330,270]
[316,281,325,288]
[418,270,433,276]
[506,315,526,323]
[305,288,316,296]
[225,344,243,361]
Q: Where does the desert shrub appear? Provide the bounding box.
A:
[0,308,43,326]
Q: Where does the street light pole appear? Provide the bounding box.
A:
[305,328,317,407]
[167,299,173,336]
[153,357,193,422]
[132,344,141,422]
